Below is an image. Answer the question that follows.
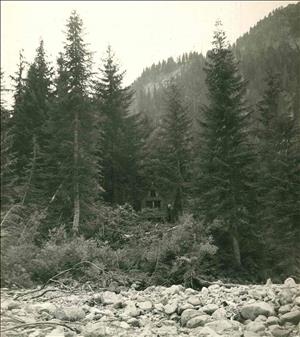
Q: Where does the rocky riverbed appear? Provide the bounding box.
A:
[1,278,300,337]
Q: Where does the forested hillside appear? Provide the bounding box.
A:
[132,3,300,129]
[1,3,300,294]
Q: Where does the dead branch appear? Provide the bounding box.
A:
[0,321,80,333]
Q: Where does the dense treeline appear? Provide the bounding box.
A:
[1,6,300,288]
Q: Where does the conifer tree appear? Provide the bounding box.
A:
[1,72,17,212]
[45,11,100,234]
[256,72,300,273]
[150,82,192,219]
[94,46,136,206]
[195,22,252,267]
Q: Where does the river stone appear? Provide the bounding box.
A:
[205,319,239,334]
[243,332,261,337]
[279,289,294,305]
[201,287,209,296]
[245,321,265,333]
[45,327,65,337]
[266,316,279,326]
[211,307,227,320]
[188,295,202,306]
[284,278,297,287]
[127,317,140,327]
[240,301,275,320]
[137,300,153,311]
[279,310,300,325]
[191,326,221,337]
[164,301,178,315]
[278,304,292,314]
[294,297,300,306]
[54,306,85,321]
[101,291,122,305]
[124,301,141,317]
[181,308,201,326]
[202,304,219,314]
[186,314,210,328]
[269,325,291,337]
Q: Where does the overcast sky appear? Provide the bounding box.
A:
[1,1,297,98]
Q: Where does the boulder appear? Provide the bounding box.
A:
[266,316,279,326]
[284,278,297,287]
[188,295,202,306]
[269,325,291,337]
[137,300,153,311]
[54,306,85,321]
[279,310,300,325]
[124,301,141,317]
[181,308,201,326]
[101,291,122,305]
[278,304,292,314]
[164,301,178,315]
[212,307,227,320]
[186,314,210,328]
[191,326,221,337]
[205,319,240,334]
[202,304,219,315]
[245,321,265,333]
[240,301,275,320]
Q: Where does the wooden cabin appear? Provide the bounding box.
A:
[141,188,171,222]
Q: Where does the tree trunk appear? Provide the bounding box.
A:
[73,112,80,234]
[22,135,37,205]
[231,231,242,268]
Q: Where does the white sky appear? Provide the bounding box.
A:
[1,0,297,100]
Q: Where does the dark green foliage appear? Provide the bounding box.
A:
[255,72,300,277]
[145,82,193,219]
[94,47,144,207]
[194,22,253,268]
[43,11,101,234]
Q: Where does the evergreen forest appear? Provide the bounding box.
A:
[1,3,300,290]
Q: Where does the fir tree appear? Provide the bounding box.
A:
[94,46,135,205]
[256,72,300,274]
[149,82,192,220]
[195,22,252,267]
[45,11,100,234]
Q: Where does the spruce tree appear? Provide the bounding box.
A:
[1,72,17,212]
[256,72,300,274]
[94,46,135,206]
[195,22,252,267]
[45,11,100,234]
[149,82,192,219]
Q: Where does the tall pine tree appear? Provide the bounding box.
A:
[94,46,138,206]
[195,22,252,267]
[45,11,100,234]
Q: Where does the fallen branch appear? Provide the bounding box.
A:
[0,321,80,333]
[15,260,106,299]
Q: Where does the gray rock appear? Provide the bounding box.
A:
[124,301,141,317]
[201,287,209,296]
[279,310,300,325]
[212,307,227,320]
[278,304,292,314]
[164,301,178,315]
[269,325,291,337]
[186,314,210,328]
[54,306,85,321]
[245,321,265,333]
[190,326,221,337]
[284,278,297,287]
[137,300,153,311]
[181,308,201,326]
[101,291,122,305]
[240,301,275,320]
[127,317,140,327]
[243,332,261,337]
[202,304,219,315]
[188,295,202,306]
[205,319,240,334]
[266,316,279,326]
[294,296,300,306]
[279,289,294,305]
